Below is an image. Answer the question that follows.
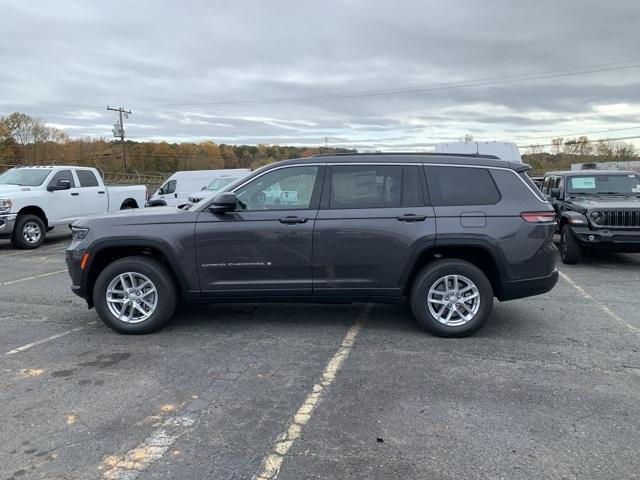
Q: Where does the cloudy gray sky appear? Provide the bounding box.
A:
[1,0,639,150]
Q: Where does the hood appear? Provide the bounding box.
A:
[567,196,640,211]
[75,206,199,227]
[0,184,37,196]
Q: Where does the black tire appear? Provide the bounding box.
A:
[410,259,494,337]
[560,225,580,265]
[93,256,178,334]
[11,214,46,249]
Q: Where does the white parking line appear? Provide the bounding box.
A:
[559,270,640,336]
[255,304,372,480]
[4,324,91,356]
[0,269,67,286]
[0,245,68,258]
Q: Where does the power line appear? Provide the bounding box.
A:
[5,59,640,118]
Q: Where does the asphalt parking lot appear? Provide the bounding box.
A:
[1,229,639,480]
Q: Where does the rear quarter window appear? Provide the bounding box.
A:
[424,166,501,206]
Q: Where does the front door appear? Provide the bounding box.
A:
[46,169,82,223]
[195,164,324,296]
[313,164,436,297]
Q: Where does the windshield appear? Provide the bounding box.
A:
[205,176,238,191]
[0,169,52,186]
[567,174,640,194]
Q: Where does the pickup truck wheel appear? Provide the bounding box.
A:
[410,259,493,337]
[560,225,580,265]
[11,214,46,249]
[93,256,177,334]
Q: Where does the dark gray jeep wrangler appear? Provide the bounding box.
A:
[542,170,640,264]
[66,153,558,337]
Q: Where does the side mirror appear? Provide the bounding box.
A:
[47,179,71,192]
[549,188,561,199]
[208,192,237,213]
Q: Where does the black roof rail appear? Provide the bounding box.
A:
[310,152,500,160]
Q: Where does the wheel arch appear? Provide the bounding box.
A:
[120,198,139,209]
[84,240,189,308]
[17,205,48,228]
[402,242,506,299]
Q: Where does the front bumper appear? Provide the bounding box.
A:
[66,245,88,301]
[571,226,640,252]
[0,213,17,239]
[499,270,559,301]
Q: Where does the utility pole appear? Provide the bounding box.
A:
[107,106,132,175]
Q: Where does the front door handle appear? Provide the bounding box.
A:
[396,213,427,222]
[98,190,105,194]
[71,192,80,196]
[279,216,308,224]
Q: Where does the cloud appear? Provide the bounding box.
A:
[1,0,639,150]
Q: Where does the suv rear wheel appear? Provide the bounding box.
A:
[410,259,493,337]
[93,256,177,334]
[560,225,580,265]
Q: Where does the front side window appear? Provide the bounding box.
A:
[75,169,99,187]
[159,180,176,195]
[330,165,402,209]
[48,170,76,188]
[235,166,319,210]
[0,169,51,186]
[425,166,501,206]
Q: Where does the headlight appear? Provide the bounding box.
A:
[71,226,89,240]
[0,199,12,213]
[589,211,603,222]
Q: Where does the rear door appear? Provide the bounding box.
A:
[46,169,82,222]
[75,169,107,216]
[313,163,436,297]
[195,164,324,296]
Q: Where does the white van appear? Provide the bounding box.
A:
[147,169,251,207]
[187,170,252,204]
[434,141,522,162]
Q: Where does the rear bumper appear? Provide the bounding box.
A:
[499,270,559,301]
[571,226,640,252]
[0,214,17,239]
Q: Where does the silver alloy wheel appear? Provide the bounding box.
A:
[22,221,42,244]
[106,272,158,324]
[427,274,481,326]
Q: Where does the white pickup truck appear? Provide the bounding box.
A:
[0,165,146,249]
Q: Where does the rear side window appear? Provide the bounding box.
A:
[329,165,403,208]
[425,166,501,206]
[75,169,99,187]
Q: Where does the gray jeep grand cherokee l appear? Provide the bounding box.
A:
[66,153,558,337]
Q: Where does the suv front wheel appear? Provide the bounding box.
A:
[93,256,178,334]
[410,259,494,337]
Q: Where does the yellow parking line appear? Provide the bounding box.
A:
[559,270,640,336]
[255,304,372,480]
[1,269,67,286]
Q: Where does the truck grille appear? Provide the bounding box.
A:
[592,209,640,228]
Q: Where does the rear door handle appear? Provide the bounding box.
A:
[71,192,80,196]
[98,191,105,194]
[396,213,427,222]
[279,216,308,224]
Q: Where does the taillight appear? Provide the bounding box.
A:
[520,211,556,223]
